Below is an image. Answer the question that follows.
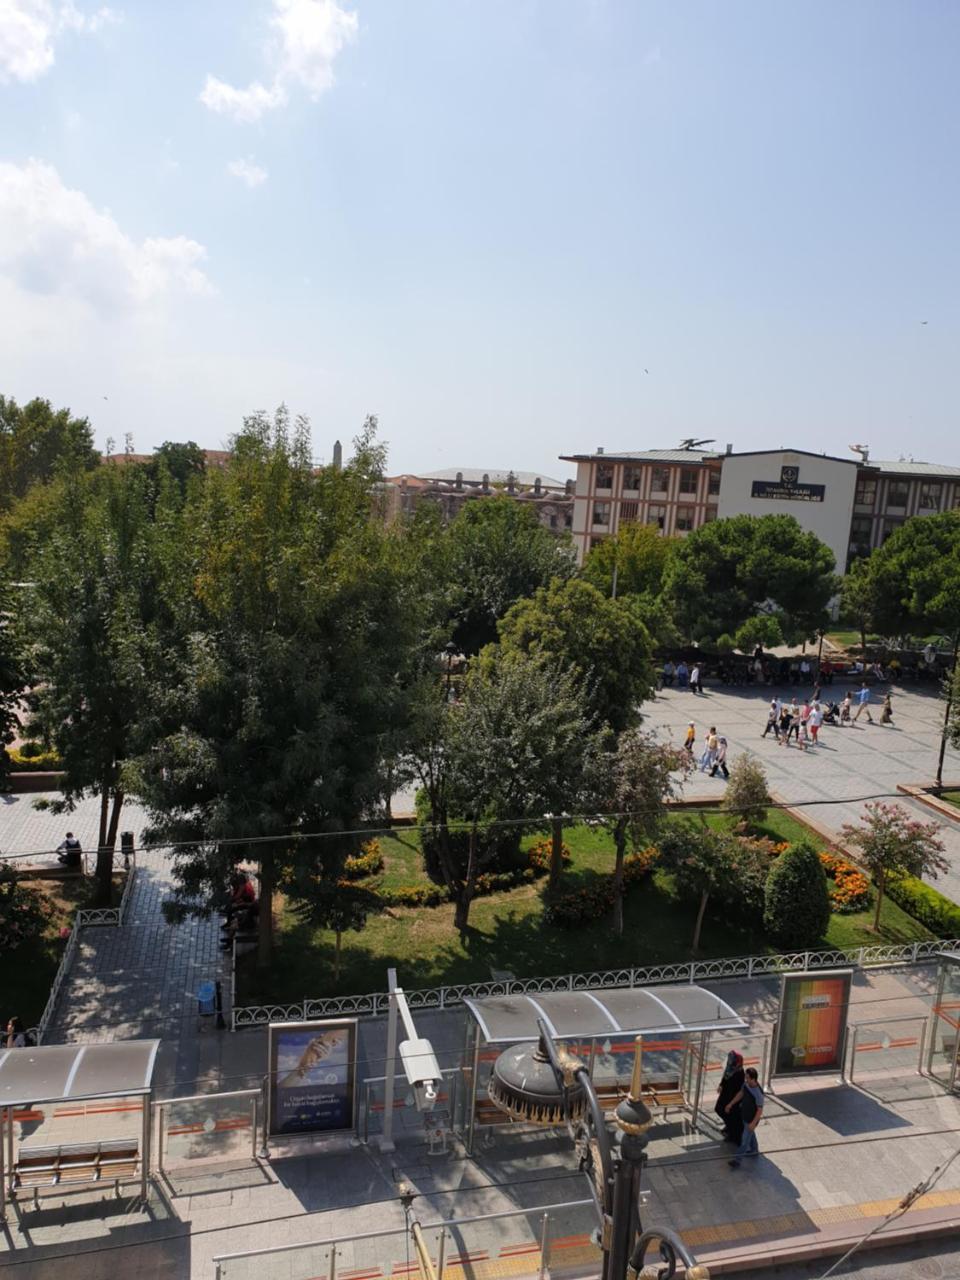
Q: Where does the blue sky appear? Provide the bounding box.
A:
[1,1,957,478]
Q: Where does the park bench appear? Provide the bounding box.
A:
[12,1138,139,1206]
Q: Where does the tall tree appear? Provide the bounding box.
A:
[494,577,655,734]
[839,554,877,657]
[663,513,838,644]
[0,395,98,512]
[840,802,948,931]
[131,409,413,964]
[441,496,575,654]
[580,521,674,600]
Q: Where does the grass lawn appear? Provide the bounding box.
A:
[0,872,127,1028]
[940,791,960,812]
[239,811,932,1003]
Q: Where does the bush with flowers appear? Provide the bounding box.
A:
[343,840,385,880]
[527,839,572,873]
[818,851,870,913]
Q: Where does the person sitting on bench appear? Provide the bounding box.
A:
[56,832,82,869]
[221,873,257,946]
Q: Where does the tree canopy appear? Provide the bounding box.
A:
[0,395,98,513]
[868,512,960,641]
[663,513,838,644]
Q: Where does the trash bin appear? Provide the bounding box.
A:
[197,980,217,1026]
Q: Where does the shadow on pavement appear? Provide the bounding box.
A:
[782,1083,911,1135]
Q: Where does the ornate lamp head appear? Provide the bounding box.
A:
[487,1037,587,1125]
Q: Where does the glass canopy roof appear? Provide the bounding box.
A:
[463,985,745,1044]
[0,1039,160,1107]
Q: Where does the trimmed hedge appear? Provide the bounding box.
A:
[886,874,960,936]
[5,747,62,772]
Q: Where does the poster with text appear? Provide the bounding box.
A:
[773,971,852,1077]
[268,1018,358,1136]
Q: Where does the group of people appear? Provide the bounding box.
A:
[760,683,893,747]
[715,1050,765,1169]
[682,723,730,778]
[661,659,704,694]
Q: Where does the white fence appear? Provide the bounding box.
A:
[232,937,958,1028]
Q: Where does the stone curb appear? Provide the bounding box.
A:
[897,781,960,826]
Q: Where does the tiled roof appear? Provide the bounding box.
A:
[866,459,960,478]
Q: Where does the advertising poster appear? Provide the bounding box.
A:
[268,1018,358,1136]
[773,971,852,1077]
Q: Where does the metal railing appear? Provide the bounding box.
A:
[232,938,959,1028]
[154,1088,262,1176]
[847,1013,930,1085]
[211,1197,596,1280]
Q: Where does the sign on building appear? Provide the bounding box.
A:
[751,465,825,503]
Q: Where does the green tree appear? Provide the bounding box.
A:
[587,730,687,934]
[663,513,838,644]
[839,554,876,657]
[581,522,674,599]
[495,578,655,734]
[734,615,783,654]
[412,651,602,934]
[131,409,414,964]
[0,580,25,787]
[840,802,948,931]
[658,822,744,953]
[442,496,575,654]
[763,841,830,949]
[0,395,99,512]
[722,754,772,831]
[295,877,380,985]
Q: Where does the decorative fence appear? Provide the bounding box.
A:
[34,859,138,1044]
[232,937,960,1028]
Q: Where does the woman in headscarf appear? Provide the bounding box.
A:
[715,1050,744,1143]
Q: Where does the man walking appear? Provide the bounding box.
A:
[852,682,874,724]
[762,699,780,740]
[726,1067,765,1168]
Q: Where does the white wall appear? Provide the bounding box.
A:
[716,451,857,574]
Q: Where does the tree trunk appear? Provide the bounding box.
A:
[872,868,885,932]
[692,889,709,953]
[860,621,867,660]
[549,817,564,892]
[612,818,627,936]
[94,781,114,907]
[334,927,342,983]
[454,822,479,940]
[257,849,275,968]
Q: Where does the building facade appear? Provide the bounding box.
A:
[560,445,960,569]
[381,468,574,532]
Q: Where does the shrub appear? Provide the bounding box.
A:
[543,849,657,928]
[415,789,524,885]
[722,754,771,828]
[527,839,571,873]
[5,747,63,772]
[886,874,960,936]
[0,866,50,952]
[343,840,384,880]
[764,841,831,948]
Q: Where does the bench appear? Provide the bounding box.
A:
[13,1139,139,1206]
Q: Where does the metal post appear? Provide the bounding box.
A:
[363,1082,372,1145]
[437,1226,446,1280]
[260,1075,270,1159]
[537,1213,550,1280]
[6,1102,13,1198]
[379,968,399,1153]
[250,1096,258,1160]
[328,1241,337,1280]
[929,966,947,1077]
[690,1030,708,1131]
[465,1022,481,1156]
[761,1034,770,1090]
[847,1025,858,1085]
[140,1091,151,1205]
[157,1103,165,1176]
[0,1108,6,1222]
[919,1015,929,1076]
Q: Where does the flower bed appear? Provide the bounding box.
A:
[818,850,870,913]
[343,840,385,879]
[372,841,569,908]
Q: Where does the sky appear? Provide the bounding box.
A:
[0,1,958,479]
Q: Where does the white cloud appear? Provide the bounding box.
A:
[0,0,118,83]
[227,156,268,187]
[0,158,212,309]
[200,0,357,123]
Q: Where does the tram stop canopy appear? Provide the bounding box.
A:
[463,984,746,1043]
[0,1039,160,1108]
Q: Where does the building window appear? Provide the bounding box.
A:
[564,512,572,528]
[919,482,942,510]
[855,475,877,507]
[620,501,639,523]
[704,506,717,523]
[647,504,666,530]
[886,481,910,508]
[592,500,611,526]
[623,466,643,491]
[849,516,872,551]
[708,470,721,496]
[596,464,614,490]
[679,468,698,495]
[651,466,669,492]
[676,505,695,532]
[549,514,557,529]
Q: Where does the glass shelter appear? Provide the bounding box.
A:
[0,1039,159,1217]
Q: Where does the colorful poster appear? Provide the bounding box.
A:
[773,971,852,1077]
[268,1018,358,1136]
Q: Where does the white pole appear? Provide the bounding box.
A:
[379,967,399,1152]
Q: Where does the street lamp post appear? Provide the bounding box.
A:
[486,1020,710,1280]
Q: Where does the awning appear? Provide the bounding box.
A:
[463,985,746,1044]
[0,1039,160,1108]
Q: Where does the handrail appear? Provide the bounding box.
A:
[153,1088,260,1107]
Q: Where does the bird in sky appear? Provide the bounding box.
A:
[921,320,928,325]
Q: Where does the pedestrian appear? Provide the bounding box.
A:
[761,699,780,740]
[5,1016,26,1048]
[880,692,893,725]
[839,693,852,726]
[715,1050,745,1143]
[852,682,874,724]
[778,699,793,745]
[726,1066,765,1168]
[787,697,801,744]
[798,699,812,750]
[676,660,689,689]
[662,659,675,688]
[808,701,823,744]
[690,662,703,694]
[682,722,696,759]
[710,736,730,779]
[800,656,811,684]
[700,726,719,772]
[56,831,82,869]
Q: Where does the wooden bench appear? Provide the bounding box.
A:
[13,1139,139,1205]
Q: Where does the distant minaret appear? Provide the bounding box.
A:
[332,439,343,470]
